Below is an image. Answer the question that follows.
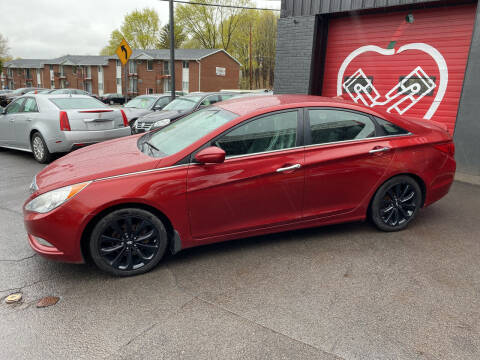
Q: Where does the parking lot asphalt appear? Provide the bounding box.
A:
[0,148,479,360]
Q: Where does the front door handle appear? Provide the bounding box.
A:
[276,164,301,173]
[369,146,391,154]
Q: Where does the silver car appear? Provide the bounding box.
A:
[0,94,131,163]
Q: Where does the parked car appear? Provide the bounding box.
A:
[0,90,12,95]
[122,94,175,130]
[49,88,91,96]
[23,95,456,276]
[100,93,125,105]
[134,92,235,133]
[122,92,186,128]
[0,94,131,163]
[0,87,44,107]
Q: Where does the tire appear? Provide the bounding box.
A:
[370,175,422,232]
[31,132,53,164]
[89,208,168,276]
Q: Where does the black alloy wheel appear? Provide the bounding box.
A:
[90,208,167,276]
[370,176,422,232]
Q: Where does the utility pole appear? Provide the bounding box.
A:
[169,0,176,100]
[124,60,128,103]
[249,23,253,90]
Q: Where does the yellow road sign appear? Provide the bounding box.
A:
[115,38,133,65]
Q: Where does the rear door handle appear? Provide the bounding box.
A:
[369,146,391,154]
[276,164,301,173]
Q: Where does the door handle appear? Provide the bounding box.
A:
[369,146,391,154]
[276,164,301,173]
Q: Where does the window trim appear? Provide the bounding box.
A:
[189,108,304,163]
[303,107,413,149]
[146,60,153,71]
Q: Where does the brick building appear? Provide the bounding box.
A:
[1,49,240,96]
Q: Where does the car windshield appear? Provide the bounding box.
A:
[50,97,108,109]
[145,107,237,156]
[125,96,157,109]
[162,96,202,111]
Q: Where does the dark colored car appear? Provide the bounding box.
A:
[122,94,176,129]
[0,87,44,107]
[24,95,456,276]
[100,93,125,105]
[134,92,235,133]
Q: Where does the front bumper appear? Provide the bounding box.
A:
[47,127,131,153]
[24,204,88,263]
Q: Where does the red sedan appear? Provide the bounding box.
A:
[23,95,455,276]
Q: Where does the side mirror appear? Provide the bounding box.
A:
[195,146,225,164]
[153,105,163,111]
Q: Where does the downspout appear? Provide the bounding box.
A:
[196,60,201,92]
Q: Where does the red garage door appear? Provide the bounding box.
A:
[321,3,476,133]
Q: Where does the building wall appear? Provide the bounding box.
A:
[454,2,480,175]
[274,15,317,94]
[199,51,240,91]
[281,0,438,17]
[2,52,240,94]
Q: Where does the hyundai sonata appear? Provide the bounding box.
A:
[24,95,456,276]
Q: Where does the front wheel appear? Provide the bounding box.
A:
[31,132,53,163]
[89,208,168,276]
[370,176,422,232]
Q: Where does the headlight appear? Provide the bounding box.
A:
[29,175,38,194]
[153,119,170,128]
[25,182,91,213]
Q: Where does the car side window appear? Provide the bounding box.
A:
[154,97,170,108]
[6,98,25,114]
[200,95,221,107]
[215,111,298,157]
[308,109,375,145]
[374,116,409,135]
[23,98,38,113]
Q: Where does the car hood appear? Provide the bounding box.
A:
[122,107,152,120]
[35,135,162,192]
[138,109,186,123]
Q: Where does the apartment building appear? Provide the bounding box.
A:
[1,49,240,95]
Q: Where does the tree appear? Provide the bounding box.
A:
[158,23,187,49]
[100,8,161,55]
[0,33,10,72]
[175,0,251,51]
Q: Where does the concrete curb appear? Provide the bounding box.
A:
[455,172,480,186]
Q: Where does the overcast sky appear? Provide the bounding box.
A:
[2,0,281,59]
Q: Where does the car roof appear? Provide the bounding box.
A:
[215,94,391,118]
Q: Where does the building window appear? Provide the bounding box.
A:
[59,65,64,77]
[164,61,170,75]
[49,64,53,71]
[182,81,189,93]
[17,69,22,76]
[164,79,171,93]
[72,66,77,75]
[50,80,55,89]
[116,78,121,85]
[129,61,137,74]
[26,81,33,87]
[129,78,138,93]
[26,69,31,79]
[147,88,154,94]
[183,61,189,69]
[147,60,153,71]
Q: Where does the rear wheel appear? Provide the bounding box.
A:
[370,176,422,232]
[31,132,53,163]
[89,208,168,276]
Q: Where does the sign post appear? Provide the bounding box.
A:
[115,38,133,104]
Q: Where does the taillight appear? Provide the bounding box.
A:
[434,142,455,157]
[59,111,71,131]
[120,109,129,127]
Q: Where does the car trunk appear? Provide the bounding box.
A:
[66,109,123,131]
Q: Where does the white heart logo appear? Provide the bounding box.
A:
[336,43,448,120]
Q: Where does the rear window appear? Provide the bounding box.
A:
[50,97,107,110]
[374,116,409,136]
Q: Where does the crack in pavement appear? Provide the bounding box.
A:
[0,253,37,262]
[0,276,54,297]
